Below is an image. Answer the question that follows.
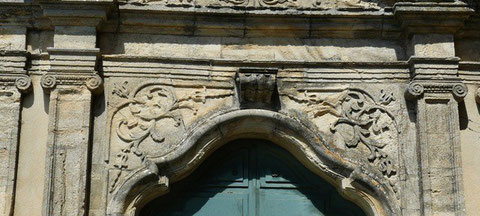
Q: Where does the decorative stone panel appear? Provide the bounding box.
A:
[105,78,236,194]
[279,83,402,194]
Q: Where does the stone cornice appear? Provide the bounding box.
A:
[0,1,478,37]
[408,56,461,80]
[102,54,411,81]
[0,2,32,27]
[40,1,115,28]
[393,1,474,34]
[102,6,402,38]
[0,50,31,93]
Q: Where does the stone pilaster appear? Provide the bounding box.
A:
[0,22,31,216]
[395,2,472,215]
[41,50,102,216]
[39,2,109,215]
[405,59,467,216]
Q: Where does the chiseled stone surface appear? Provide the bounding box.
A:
[0,0,479,215]
[14,76,49,216]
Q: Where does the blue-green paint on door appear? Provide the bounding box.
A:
[141,140,366,216]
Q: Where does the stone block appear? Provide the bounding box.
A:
[0,26,26,51]
[410,34,455,58]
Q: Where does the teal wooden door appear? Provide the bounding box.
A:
[141,140,366,216]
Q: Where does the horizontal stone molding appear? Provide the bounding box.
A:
[0,1,478,38]
[0,50,31,93]
[40,1,114,27]
[393,2,474,34]
[102,56,411,83]
[408,56,461,80]
[106,6,403,38]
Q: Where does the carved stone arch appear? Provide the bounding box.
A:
[107,109,399,216]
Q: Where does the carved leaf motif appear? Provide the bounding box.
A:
[219,0,296,6]
[220,0,248,5]
[283,90,342,118]
[259,0,296,6]
[379,89,396,105]
[112,81,129,99]
[284,88,398,178]
[125,0,393,8]
[332,90,398,177]
[109,83,234,192]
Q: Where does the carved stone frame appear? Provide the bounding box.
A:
[107,109,399,216]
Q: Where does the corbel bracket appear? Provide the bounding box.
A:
[236,67,278,109]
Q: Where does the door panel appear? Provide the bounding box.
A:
[202,148,249,188]
[140,140,366,216]
[259,189,326,216]
[173,192,248,216]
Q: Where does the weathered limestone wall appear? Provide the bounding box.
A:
[0,0,479,216]
[460,85,480,215]
[14,76,49,216]
[99,34,406,62]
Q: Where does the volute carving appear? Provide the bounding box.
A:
[405,81,468,101]
[41,74,103,93]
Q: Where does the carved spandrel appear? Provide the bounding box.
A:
[280,86,400,192]
[107,81,234,192]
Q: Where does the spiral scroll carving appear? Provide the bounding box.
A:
[452,83,468,99]
[406,81,468,101]
[15,75,32,93]
[41,74,57,90]
[406,82,424,99]
[86,75,103,91]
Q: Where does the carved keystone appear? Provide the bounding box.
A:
[236,68,278,109]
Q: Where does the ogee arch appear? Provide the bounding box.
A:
[107,109,399,216]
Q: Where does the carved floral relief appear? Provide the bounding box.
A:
[281,87,399,182]
[107,81,234,192]
[126,0,394,9]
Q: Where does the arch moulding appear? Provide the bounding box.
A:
[107,109,399,216]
